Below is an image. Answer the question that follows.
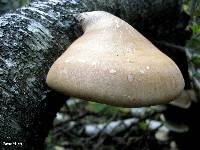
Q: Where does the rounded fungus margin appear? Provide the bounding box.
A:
[46,11,185,107]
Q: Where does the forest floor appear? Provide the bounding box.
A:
[45,97,180,150]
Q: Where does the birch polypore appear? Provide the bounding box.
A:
[47,11,184,107]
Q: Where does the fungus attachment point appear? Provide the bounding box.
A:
[46,11,185,107]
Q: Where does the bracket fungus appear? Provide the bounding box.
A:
[46,11,185,107]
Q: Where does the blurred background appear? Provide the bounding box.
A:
[0,0,200,150]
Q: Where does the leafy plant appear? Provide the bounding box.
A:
[86,102,129,114]
[191,55,200,66]
[183,0,200,16]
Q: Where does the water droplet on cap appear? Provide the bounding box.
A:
[140,70,145,74]
[127,74,134,82]
[127,96,132,100]
[109,69,116,74]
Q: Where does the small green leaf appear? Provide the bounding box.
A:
[192,2,200,16]
[183,0,200,16]
[193,72,200,78]
[86,102,129,114]
[138,121,148,130]
[190,24,200,33]
[86,102,108,113]
[191,55,200,66]
[187,36,200,51]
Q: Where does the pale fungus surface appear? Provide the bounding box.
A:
[47,11,185,107]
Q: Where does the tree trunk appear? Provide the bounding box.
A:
[0,0,186,149]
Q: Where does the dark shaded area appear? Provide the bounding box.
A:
[33,91,68,150]
[164,102,200,150]
[148,11,192,90]
[155,39,192,90]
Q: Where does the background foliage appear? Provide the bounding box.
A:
[183,0,200,97]
[183,0,200,50]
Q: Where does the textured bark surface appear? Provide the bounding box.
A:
[0,0,30,14]
[0,0,184,149]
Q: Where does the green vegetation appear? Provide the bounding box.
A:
[86,102,129,114]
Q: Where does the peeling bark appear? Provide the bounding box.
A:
[0,0,184,149]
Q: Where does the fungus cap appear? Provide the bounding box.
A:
[46,11,185,107]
